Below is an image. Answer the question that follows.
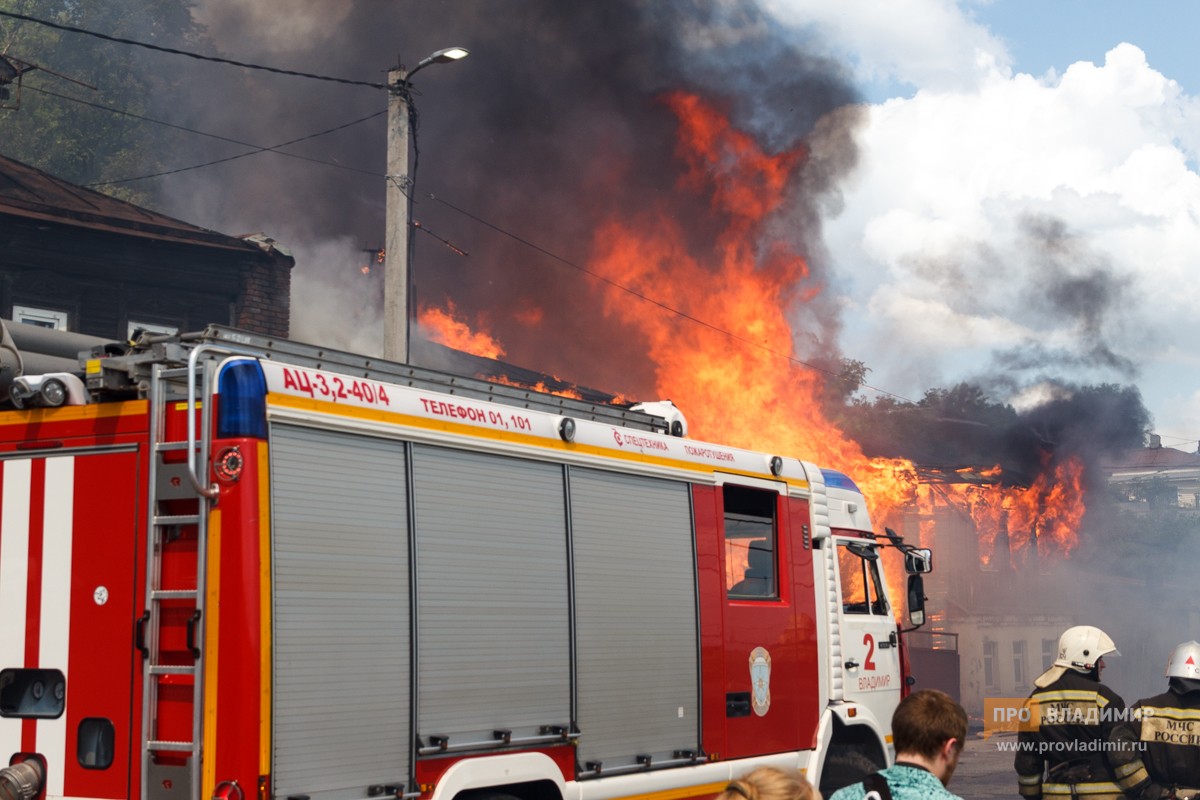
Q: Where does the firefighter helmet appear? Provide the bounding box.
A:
[1165,641,1200,679]
[1035,625,1119,687]
[1055,625,1119,671]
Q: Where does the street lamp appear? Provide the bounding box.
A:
[383,46,469,363]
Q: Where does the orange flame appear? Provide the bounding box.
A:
[492,374,585,401]
[420,91,1087,614]
[590,92,918,513]
[915,456,1084,569]
[419,304,591,402]
[417,302,506,360]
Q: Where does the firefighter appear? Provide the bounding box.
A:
[1108,641,1200,800]
[1016,625,1126,800]
[829,689,967,800]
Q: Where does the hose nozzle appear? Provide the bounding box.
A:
[0,760,44,800]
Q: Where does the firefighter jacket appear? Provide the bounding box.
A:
[1015,670,1127,800]
[828,764,963,800]
[1109,685,1200,799]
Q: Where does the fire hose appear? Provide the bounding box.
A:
[0,760,43,800]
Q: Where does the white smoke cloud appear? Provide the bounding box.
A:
[284,233,383,357]
[757,0,1013,90]
[762,1,1200,441]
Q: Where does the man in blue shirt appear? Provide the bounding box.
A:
[829,689,967,800]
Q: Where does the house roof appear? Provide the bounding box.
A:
[1103,445,1200,472]
[0,152,276,256]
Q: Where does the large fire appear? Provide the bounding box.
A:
[917,457,1085,568]
[415,92,1087,613]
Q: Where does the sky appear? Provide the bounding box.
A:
[116,0,1200,452]
[755,0,1200,450]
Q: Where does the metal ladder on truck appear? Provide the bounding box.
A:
[138,346,222,800]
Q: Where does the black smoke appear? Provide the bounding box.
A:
[145,0,862,396]
[991,214,1138,379]
[842,380,1151,491]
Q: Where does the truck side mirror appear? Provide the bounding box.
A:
[907,574,926,628]
[903,548,932,574]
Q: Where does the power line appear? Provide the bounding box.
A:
[0,9,387,89]
[26,85,384,181]
[427,192,914,403]
[1152,433,1200,450]
[88,109,385,186]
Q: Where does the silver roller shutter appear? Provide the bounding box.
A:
[569,468,700,770]
[270,423,411,800]
[412,445,569,746]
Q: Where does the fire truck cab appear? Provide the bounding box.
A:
[0,324,931,800]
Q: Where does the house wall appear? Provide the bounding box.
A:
[0,216,291,339]
[234,258,292,336]
[958,619,1072,715]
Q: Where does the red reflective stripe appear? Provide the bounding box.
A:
[21,459,46,752]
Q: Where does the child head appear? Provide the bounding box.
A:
[719,766,820,800]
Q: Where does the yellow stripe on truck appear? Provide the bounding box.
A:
[266,393,808,490]
[202,509,222,800]
[258,440,272,776]
[612,782,730,800]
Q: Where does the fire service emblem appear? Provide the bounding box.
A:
[749,646,772,716]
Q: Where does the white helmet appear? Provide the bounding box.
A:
[1035,625,1119,687]
[1165,641,1200,679]
[1055,625,1119,671]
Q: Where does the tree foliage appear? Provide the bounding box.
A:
[0,0,206,205]
[814,356,870,408]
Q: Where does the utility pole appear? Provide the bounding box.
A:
[383,64,411,362]
[382,47,469,364]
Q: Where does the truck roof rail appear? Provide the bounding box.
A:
[77,324,671,434]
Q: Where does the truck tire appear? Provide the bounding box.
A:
[458,791,523,800]
[818,744,882,796]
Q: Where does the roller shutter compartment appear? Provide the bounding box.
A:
[270,424,411,800]
[412,445,570,748]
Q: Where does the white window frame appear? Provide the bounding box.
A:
[13,306,67,330]
[1013,640,1028,688]
[983,638,997,690]
[1042,638,1057,672]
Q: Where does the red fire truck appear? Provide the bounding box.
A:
[0,323,932,800]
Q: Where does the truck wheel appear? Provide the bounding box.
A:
[818,744,881,796]
[458,792,522,800]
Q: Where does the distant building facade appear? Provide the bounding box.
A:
[0,153,292,339]
[1105,434,1200,509]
